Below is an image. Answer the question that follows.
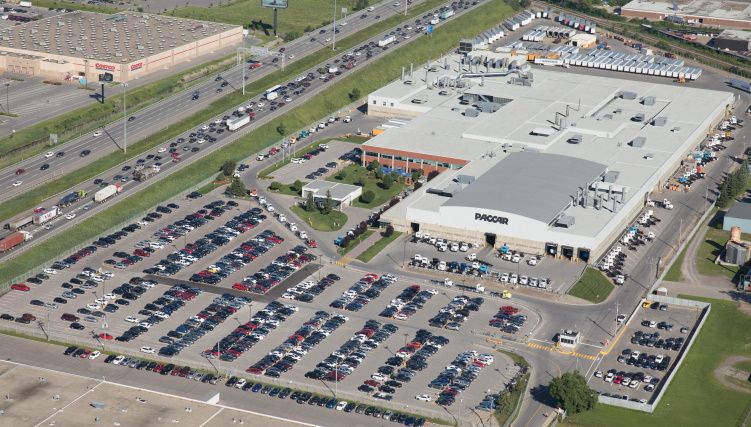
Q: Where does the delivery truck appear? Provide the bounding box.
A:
[228,115,251,131]
[378,35,395,47]
[440,9,454,19]
[33,206,60,225]
[57,190,88,207]
[94,184,122,203]
[133,165,160,182]
[0,231,32,252]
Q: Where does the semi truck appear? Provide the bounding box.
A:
[0,231,32,252]
[378,35,395,47]
[133,165,161,182]
[94,184,122,203]
[228,115,251,131]
[32,206,60,225]
[57,190,88,207]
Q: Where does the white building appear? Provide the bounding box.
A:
[301,181,362,208]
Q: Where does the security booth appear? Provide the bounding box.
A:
[557,330,582,348]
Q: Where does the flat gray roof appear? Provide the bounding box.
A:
[718,29,751,42]
[0,11,239,62]
[726,201,751,221]
[303,181,360,200]
[621,0,751,22]
[444,152,607,223]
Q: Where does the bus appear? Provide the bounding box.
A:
[265,84,282,97]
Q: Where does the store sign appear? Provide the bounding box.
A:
[475,213,508,225]
[95,63,115,71]
[130,62,143,71]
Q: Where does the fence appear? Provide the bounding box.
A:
[597,295,710,413]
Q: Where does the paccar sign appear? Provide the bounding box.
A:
[475,213,509,225]
[130,62,143,71]
[95,63,115,71]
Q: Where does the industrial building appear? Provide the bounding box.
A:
[620,0,751,29]
[364,53,733,261]
[0,11,242,82]
[301,181,362,208]
[723,201,751,231]
[713,29,751,52]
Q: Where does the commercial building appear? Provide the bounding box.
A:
[713,29,751,52]
[0,11,242,81]
[301,181,362,208]
[620,0,751,29]
[723,201,751,231]
[365,53,733,261]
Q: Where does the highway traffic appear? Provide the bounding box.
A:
[0,0,423,201]
[0,0,483,260]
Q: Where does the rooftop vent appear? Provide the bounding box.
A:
[464,108,480,117]
[555,215,575,228]
[643,96,656,106]
[633,113,645,122]
[621,91,637,100]
[569,134,583,144]
[631,136,646,148]
[652,116,667,127]
[603,171,620,183]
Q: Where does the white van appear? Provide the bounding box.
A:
[367,6,375,11]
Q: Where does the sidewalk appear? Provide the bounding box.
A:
[341,228,384,261]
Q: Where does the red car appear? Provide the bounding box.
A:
[15,168,25,174]
[233,283,250,291]
[307,239,317,248]
[80,350,92,358]
[12,284,30,291]
[172,157,181,162]
[98,333,114,340]
[170,152,179,157]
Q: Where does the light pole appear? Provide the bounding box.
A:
[332,0,337,51]
[4,79,9,114]
[121,82,128,154]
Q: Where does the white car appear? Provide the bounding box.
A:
[139,322,152,329]
[266,204,275,213]
[527,256,538,266]
[339,21,347,26]
[44,224,54,230]
[415,394,433,402]
[158,147,167,153]
[65,213,76,220]
[201,125,210,130]
[43,268,57,275]
[234,379,247,388]
[500,272,510,283]
[103,293,116,299]
[371,373,387,381]
[44,151,54,158]
[594,371,603,378]
[87,303,102,310]
[140,346,155,354]
[290,158,304,164]
[604,372,614,382]
[112,355,125,365]
[288,54,295,59]
[12,181,22,187]
[93,130,103,137]
[335,401,348,411]
[125,316,138,323]
[519,276,529,285]
[257,102,266,107]
[89,350,101,360]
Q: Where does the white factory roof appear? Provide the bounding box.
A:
[621,0,751,22]
[371,57,733,239]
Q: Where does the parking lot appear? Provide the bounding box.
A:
[265,139,361,185]
[406,235,587,294]
[588,301,699,403]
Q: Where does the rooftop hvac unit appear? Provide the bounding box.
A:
[465,108,480,117]
[569,134,582,144]
[631,137,646,147]
[652,117,667,126]
[621,91,637,100]
[633,113,645,122]
[643,96,656,106]
[603,171,620,183]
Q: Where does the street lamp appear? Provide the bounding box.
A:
[4,79,10,114]
[121,83,128,154]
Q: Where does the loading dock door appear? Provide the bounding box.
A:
[578,248,590,263]
[485,233,496,247]
[545,243,558,257]
[562,246,574,260]
[411,223,420,233]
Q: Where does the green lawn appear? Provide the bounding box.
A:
[168,0,374,36]
[568,268,614,304]
[356,231,402,262]
[327,164,407,208]
[33,0,120,13]
[270,183,303,197]
[663,234,691,282]
[564,297,751,427]
[290,205,346,231]
[337,229,376,256]
[696,227,751,280]
[497,349,529,366]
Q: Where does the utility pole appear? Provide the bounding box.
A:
[332,0,337,51]
[614,300,620,338]
[121,83,128,154]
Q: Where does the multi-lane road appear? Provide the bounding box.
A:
[0,0,485,261]
[0,0,422,200]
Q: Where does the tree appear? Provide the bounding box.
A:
[368,160,381,171]
[269,181,282,191]
[360,190,376,204]
[340,235,351,247]
[427,170,440,181]
[358,221,368,233]
[411,168,424,182]
[276,123,287,136]
[322,190,333,214]
[549,371,597,414]
[226,177,247,197]
[292,180,304,192]
[495,391,513,414]
[374,169,384,180]
[305,191,316,212]
[384,225,394,237]
[414,182,423,191]
[355,176,366,187]
[221,160,237,177]
[520,0,531,8]
[354,0,369,10]
[349,87,362,102]
[352,228,361,238]
[382,174,394,189]
[283,32,300,42]
[337,169,348,180]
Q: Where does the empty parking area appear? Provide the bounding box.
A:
[589,301,699,404]
[265,140,359,184]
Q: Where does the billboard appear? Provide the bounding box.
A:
[262,0,288,9]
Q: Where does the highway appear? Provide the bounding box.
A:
[0,0,483,262]
[0,0,431,201]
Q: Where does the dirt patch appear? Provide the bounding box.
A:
[720,291,751,316]
[714,355,751,393]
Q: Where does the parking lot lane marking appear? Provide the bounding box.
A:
[600,321,630,356]
[527,342,554,351]
[199,407,225,427]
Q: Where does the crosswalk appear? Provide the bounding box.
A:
[526,342,597,359]
[335,256,352,266]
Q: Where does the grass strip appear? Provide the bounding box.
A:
[33,0,120,14]
[356,231,402,263]
[337,229,376,256]
[494,372,529,426]
[0,0,515,285]
[327,164,407,209]
[568,268,614,304]
[496,349,529,366]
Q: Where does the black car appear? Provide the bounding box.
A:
[70,322,85,330]
[80,150,91,157]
